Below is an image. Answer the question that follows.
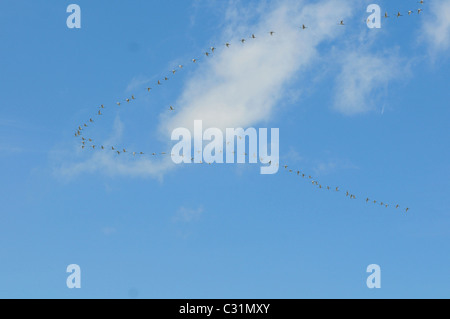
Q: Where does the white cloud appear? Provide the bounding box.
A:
[56,0,365,179]
[160,0,355,134]
[332,49,404,115]
[101,226,117,235]
[172,206,204,223]
[53,117,176,179]
[125,76,151,93]
[422,0,450,53]
[56,151,175,179]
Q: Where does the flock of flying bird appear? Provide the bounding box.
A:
[74,4,423,213]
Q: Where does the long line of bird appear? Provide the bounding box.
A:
[74,4,422,213]
[74,3,426,140]
[77,140,409,213]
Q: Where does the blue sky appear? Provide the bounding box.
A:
[0,0,449,298]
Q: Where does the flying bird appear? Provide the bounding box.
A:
[396,12,402,17]
[225,42,230,48]
[269,31,275,36]
[302,24,307,29]
[169,106,174,111]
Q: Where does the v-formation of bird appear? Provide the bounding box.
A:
[74,5,421,213]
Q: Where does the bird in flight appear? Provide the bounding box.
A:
[241,39,246,43]
[396,12,402,17]
[408,10,413,15]
[302,24,307,30]
[225,42,230,48]
[192,59,197,63]
[339,20,345,25]
[211,47,216,52]
[269,31,275,36]
[169,106,174,111]
[418,9,423,14]
[147,87,152,92]
[384,12,389,18]
[116,102,121,106]
[251,34,256,39]
[405,208,409,213]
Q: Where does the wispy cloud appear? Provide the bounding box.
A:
[101,226,117,236]
[332,49,404,115]
[422,0,450,53]
[160,0,355,134]
[53,117,175,180]
[172,206,204,223]
[125,76,151,93]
